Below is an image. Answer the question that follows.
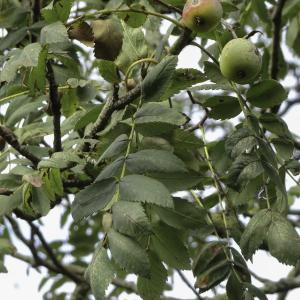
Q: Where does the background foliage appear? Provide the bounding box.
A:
[1,0,300,299]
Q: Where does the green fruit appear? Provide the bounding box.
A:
[182,0,223,33]
[219,38,262,84]
[102,213,113,232]
[91,18,123,61]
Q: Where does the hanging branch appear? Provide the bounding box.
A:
[0,125,40,167]
[46,61,62,152]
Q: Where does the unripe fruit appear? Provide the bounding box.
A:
[219,38,262,84]
[91,18,123,61]
[102,212,113,232]
[126,78,137,91]
[182,0,223,33]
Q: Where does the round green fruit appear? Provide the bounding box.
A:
[91,18,123,61]
[219,38,262,84]
[182,0,223,33]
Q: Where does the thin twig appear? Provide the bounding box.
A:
[0,125,40,167]
[153,0,182,14]
[176,269,204,300]
[28,221,82,283]
[190,41,219,65]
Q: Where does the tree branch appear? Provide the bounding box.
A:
[46,61,62,152]
[32,0,41,23]
[0,125,40,167]
[263,276,300,294]
[5,216,84,283]
[28,221,82,283]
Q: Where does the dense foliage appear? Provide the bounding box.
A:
[1,0,300,299]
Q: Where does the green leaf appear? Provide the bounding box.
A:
[226,271,245,300]
[0,260,7,273]
[96,157,124,181]
[119,175,173,208]
[0,49,22,82]
[126,149,187,174]
[108,229,150,277]
[27,46,47,93]
[118,4,147,28]
[0,28,27,52]
[204,61,229,85]
[194,258,229,291]
[97,60,120,83]
[112,201,151,237]
[42,0,73,23]
[98,134,128,163]
[193,241,228,277]
[151,223,190,269]
[61,88,79,117]
[142,56,178,102]
[0,189,22,216]
[74,105,103,131]
[171,129,204,150]
[260,159,287,205]
[0,238,15,255]
[49,168,64,197]
[85,246,116,300]
[202,96,241,120]
[252,0,270,23]
[225,127,256,159]
[259,113,292,138]
[243,283,268,300]
[271,138,294,161]
[19,43,42,67]
[161,68,207,100]
[246,80,287,108]
[153,197,207,230]
[225,154,264,191]
[116,23,147,71]
[137,253,168,300]
[5,98,44,127]
[267,212,300,265]
[0,174,22,189]
[40,21,69,45]
[38,151,83,169]
[1,43,42,82]
[226,249,251,300]
[71,178,117,222]
[31,186,51,216]
[135,102,187,135]
[240,209,272,260]
[148,171,203,192]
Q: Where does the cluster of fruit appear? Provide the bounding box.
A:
[182,0,262,84]
[68,0,261,85]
